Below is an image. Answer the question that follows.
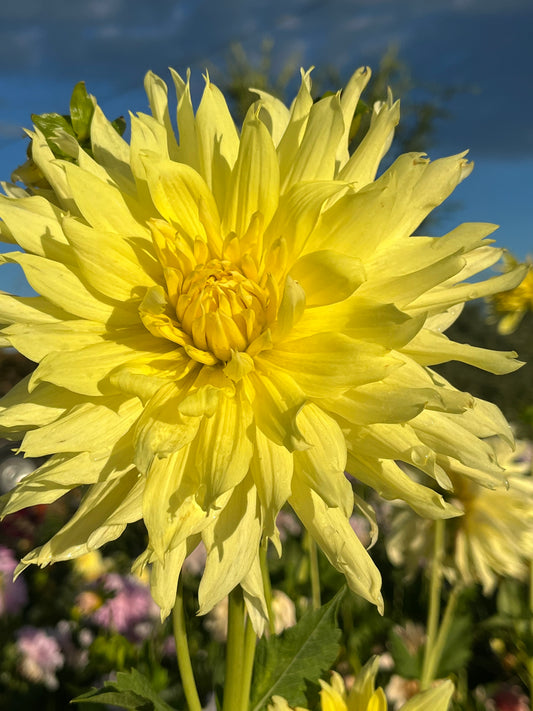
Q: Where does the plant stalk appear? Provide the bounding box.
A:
[420,517,445,689]
[307,534,321,610]
[223,587,246,711]
[173,578,202,711]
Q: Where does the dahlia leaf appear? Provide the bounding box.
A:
[250,588,344,711]
[72,667,176,710]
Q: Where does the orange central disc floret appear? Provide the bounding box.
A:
[176,259,268,362]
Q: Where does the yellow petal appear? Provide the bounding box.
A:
[294,403,352,516]
[1,449,134,516]
[0,251,127,324]
[259,332,393,397]
[190,388,254,504]
[0,378,82,433]
[409,263,528,315]
[169,68,201,172]
[264,180,346,263]
[290,250,365,306]
[250,428,293,540]
[222,114,280,238]
[90,104,135,194]
[198,475,262,614]
[347,454,460,519]
[339,92,400,188]
[142,447,210,559]
[3,319,106,363]
[62,216,161,302]
[143,71,179,157]
[289,478,383,612]
[347,655,381,707]
[241,552,268,636]
[134,380,201,473]
[142,154,221,244]
[0,293,71,326]
[282,94,345,190]
[246,369,307,451]
[20,396,142,457]
[63,162,149,237]
[336,66,372,170]
[150,542,188,618]
[21,470,143,566]
[402,328,523,374]
[30,328,175,396]
[0,194,71,261]
[251,89,291,147]
[195,76,240,208]
[27,128,74,209]
[294,295,423,350]
[277,68,313,190]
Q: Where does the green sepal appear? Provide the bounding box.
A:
[112,115,127,137]
[70,81,96,141]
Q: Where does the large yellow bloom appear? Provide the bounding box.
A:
[268,657,454,711]
[0,68,525,625]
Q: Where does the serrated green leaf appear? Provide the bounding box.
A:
[388,628,423,679]
[73,688,148,708]
[436,613,472,678]
[250,588,344,711]
[72,668,176,711]
[70,81,96,141]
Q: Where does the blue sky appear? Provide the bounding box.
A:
[0,0,531,294]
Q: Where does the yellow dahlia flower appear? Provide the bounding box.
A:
[387,439,533,593]
[0,67,525,625]
[268,657,454,711]
[490,254,533,334]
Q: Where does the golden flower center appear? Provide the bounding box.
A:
[175,259,268,362]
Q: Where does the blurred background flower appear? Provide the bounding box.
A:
[16,625,64,690]
[0,544,27,615]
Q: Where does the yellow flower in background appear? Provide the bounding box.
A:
[268,657,454,711]
[387,439,533,593]
[489,254,533,334]
[0,67,526,626]
[72,550,109,582]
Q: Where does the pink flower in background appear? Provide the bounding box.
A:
[0,545,27,615]
[16,626,64,690]
[90,573,159,641]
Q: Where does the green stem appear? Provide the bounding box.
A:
[260,545,276,636]
[526,560,533,699]
[424,584,462,686]
[173,578,202,711]
[420,518,445,689]
[223,587,246,711]
[307,534,321,610]
[241,615,257,711]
